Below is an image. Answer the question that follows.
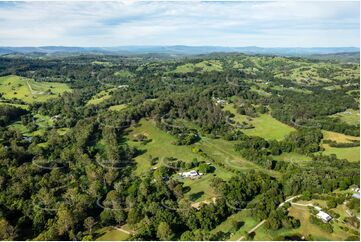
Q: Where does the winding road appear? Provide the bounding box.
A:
[237,195,301,241]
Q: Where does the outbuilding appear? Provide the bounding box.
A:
[316,211,332,223]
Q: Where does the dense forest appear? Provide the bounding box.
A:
[0,52,359,241]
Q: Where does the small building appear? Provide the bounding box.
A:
[317,211,332,223]
[178,170,203,178]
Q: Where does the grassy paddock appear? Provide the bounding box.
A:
[330,109,360,126]
[211,210,260,240]
[87,88,117,106]
[173,60,223,74]
[321,131,360,162]
[108,104,128,112]
[95,227,130,241]
[223,104,295,141]
[126,119,202,175]
[0,75,70,103]
[0,101,29,110]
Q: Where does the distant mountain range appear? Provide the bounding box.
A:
[0,45,359,57]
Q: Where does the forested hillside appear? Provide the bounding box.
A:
[0,53,359,241]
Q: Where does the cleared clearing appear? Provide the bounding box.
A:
[223,104,295,141]
[108,104,128,111]
[330,109,360,126]
[173,60,223,74]
[86,88,116,106]
[0,75,70,103]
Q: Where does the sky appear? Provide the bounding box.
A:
[0,0,359,47]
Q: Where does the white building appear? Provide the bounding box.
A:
[317,211,332,223]
[178,170,203,178]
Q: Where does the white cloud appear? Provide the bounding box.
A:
[0,1,358,47]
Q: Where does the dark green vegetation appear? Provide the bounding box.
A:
[0,53,359,241]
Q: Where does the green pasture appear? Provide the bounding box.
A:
[108,104,127,112]
[321,130,360,162]
[223,104,295,141]
[330,109,360,126]
[114,70,134,78]
[126,119,202,175]
[211,210,260,240]
[173,60,223,74]
[0,75,70,103]
[95,227,130,241]
[86,88,116,106]
[0,101,29,110]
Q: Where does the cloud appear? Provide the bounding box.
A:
[0,0,359,47]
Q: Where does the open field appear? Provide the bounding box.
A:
[108,104,128,112]
[330,109,360,126]
[126,119,203,175]
[126,119,230,201]
[92,61,114,67]
[321,145,360,162]
[127,119,280,177]
[126,119,280,201]
[95,227,130,241]
[0,101,29,110]
[223,104,295,141]
[114,70,134,78]
[197,137,280,178]
[321,130,360,162]
[322,130,359,143]
[252,204,355,241]
[211,210,260,240]
[272,152,312,164]
[0,75,70,103]
[87,88,116,105]
[173,60,223,74]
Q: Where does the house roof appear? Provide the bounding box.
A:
[317,211,332,221]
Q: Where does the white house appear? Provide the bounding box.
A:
[178,170,203,178]
[317,211,332,223]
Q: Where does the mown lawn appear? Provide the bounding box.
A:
[0,75,70,103]
[95,227,130,241]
